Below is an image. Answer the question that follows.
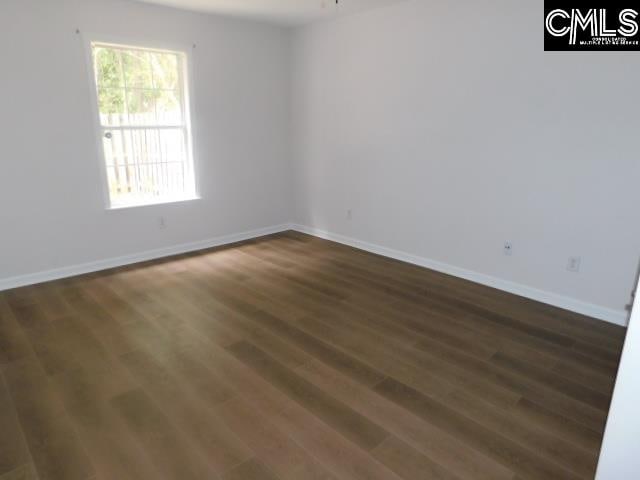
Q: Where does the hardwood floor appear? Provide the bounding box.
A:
[0,231,626,480]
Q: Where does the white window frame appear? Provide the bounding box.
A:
[83,35,200,210]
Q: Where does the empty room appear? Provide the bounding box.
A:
[1,0,640,479]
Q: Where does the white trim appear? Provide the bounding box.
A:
[290,224,629,327]
[2,221,628,327]
[0,224,290,292]
[107,195,201,211]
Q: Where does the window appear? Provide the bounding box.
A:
[90,42,196,208]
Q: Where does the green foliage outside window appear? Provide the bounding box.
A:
[94,46,181,122]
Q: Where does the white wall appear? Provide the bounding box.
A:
[0,0,292,284]
[596,277,640,478]
[291,0,640,323]
[2,0,639,326]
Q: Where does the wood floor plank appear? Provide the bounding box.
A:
[22,315,112,378]
[227,341,389,451]
[412,335,608,432]
[0,463,39,480]
[373,378,583,480]
[188,338,403,480]
[218,299,386,387]
[0,375,32,477]
[0,232,624,480]
[442,390,597,478]
[8,303,49,331]
[371,436,463,480]
[50,356,166,480]
[394,299,619,377]
[118,349,252,475]
[150,284,313,369]
[110,388,215,480]
[271,402,404,480]
[62,400,166,480]
[295,312,520,409]
[284,244,579,351]
[187,338,302,420]
[153,347,236,407]
[489,351,611,411]
[512,398,604,453]
[277,234,622,351]
[278,240,620,372]
[232,240,621,383]
[1,358,94,480]
[551,361,616,396]
[297,360,514,480]
[222,459,280,480]
[0,299,33,366]
[214,397,340,480]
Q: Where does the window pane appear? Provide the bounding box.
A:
[156,90,182,125]
[122,50,153,89]
[159,128,187,165]
[166,161,186,196]
[126,90,156,126]
[151,52,179,90]
[130,129,160,166]
[104,127,189,205]
[91,43,195,207]
[102,130,133,168]
[106,164,134,198]
[98,87,127,126]
[95,48,123,88]
[102,131,118,168]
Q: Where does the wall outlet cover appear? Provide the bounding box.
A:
[568,256,581,273]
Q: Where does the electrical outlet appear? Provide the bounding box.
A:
[567,256,581,273]
[159,217,167,229]
[347,209,353,221]
[503,242,513,256]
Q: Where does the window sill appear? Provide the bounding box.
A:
[107,196,201,211]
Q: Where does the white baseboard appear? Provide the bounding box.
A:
[291,224,629,327]
[0,224,291,292]
[2,221,628,327]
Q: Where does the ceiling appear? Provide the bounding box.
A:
[133,0,407,26]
